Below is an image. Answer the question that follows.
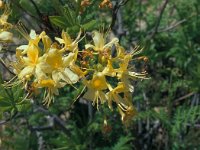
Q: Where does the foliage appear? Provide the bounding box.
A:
[0,0,200,149]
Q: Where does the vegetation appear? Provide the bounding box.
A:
[0,0,200,149]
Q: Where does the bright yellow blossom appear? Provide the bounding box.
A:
[55,30,81,52]
[83,72,108,109]
[85,31,118,52]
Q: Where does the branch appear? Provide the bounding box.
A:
[34,106,71,135]
[173,92,195,106]
[0,58,15,75]
[0,112,18,126]
[148,0,169,39]
[158,19,186,32]
[110,0,130,30]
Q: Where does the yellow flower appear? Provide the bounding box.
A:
[55,30,81,52]
[45,48,79,85]
[107,83,129,110]
[85,31,118,52]
[83,72,108,109]
[18,44,47,80]
[116,54,147,92]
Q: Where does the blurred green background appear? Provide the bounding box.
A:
[0,0,200,149]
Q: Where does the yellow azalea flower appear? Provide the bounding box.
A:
[15,30,54,81]
[45,48,79,85]
[18,44,47,80]
[116,54,147,92]
[85,31,118,52]
[107,83,130,110]
[55,30,81,52]
[83,72,108,109]
[16,30,46,55]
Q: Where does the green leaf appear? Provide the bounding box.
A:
[0,98,12,107]
[49,16,69,29]
[67,25,81,34]
[19,0,37,16]
[63,5,77,26]
[112,136,134,150]
[16,101,31,112]
[82,20,97,31]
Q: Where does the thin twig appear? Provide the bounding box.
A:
[148,0,169,38]
[35,106,71,135]
[0,112,18,126]
[173,92,195,106]
[0,58,15,75]
[158,19,186,32]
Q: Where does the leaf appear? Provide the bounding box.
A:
[63,5,77,26]
[49,16,69,29]
[112,136,134,150]
[67,25,81,34]
[0,97,12,107]
[16,101,31,112]
[19,0,37,16]
[82,20,97,31]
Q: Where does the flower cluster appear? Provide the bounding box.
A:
[12,29,147,123]
[82,31,147,123]
[13,30,82,106]
[0,3,13,50]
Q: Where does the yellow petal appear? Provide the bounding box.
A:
[27,44,39,65]
[93,31,104,50]
[63,52,75,67]
[38,79,55,88]
[104,38,119,49]
[18,66,34,79]
[55,37,65,44]
[42,35,52,52]
[29,29,36,39]
[46,49,63,69]
[102,60,116,77]
[62,68,79,83]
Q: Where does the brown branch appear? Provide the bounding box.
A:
[148,0,169,39]
[0,112,18,126]
[158,19,186,32]
[0,58,15,75]
[173,92,195,106]
[35,106,71,135]
[110,0,130,30]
